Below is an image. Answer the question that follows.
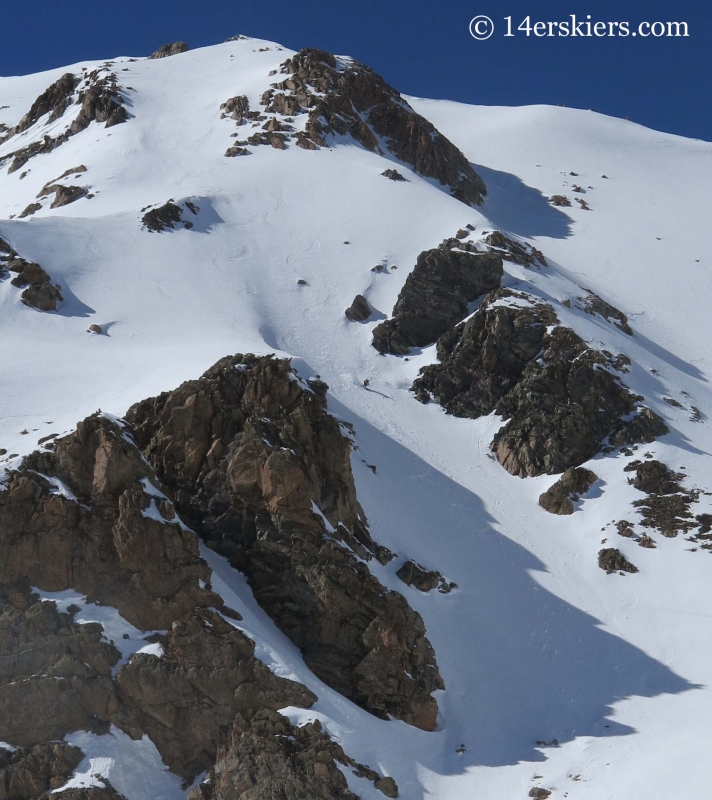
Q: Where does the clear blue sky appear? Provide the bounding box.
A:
[2,0,708,141]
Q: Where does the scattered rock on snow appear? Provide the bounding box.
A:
[382,168,407,182]
[549,194,571,207]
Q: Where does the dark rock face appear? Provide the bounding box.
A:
[625,460,699,537]
[127,354,444,729]
[231,48,485,205]
[396,561,457,593]
[372,242,503,355]
[412,289,668,476]
[539,467,598,515]
[117,609,315,780]
[1,237,63,312]
[187,711,361,800]
[412,289,555,414]
[0,412,366,790]
[0,583,121,747]
[345,294,372,322]
[149,42,189,59]
[0,415,213,631]
[598,548,639,574]
[0,740,85,798]
[13,73,79,134]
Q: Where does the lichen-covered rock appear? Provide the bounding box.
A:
[598,548,639,574]
[126,354,444,729]
[345,294,372,321]
[372,243,503,354]
[539,467,598,515]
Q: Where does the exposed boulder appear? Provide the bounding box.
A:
[18,203,42,218]
[372,242,503,354]
[126,354,444,729]
[46,185,86,208]
[220,95,250,123]
[539,467,598,514]
[149,42,189,59]
[272,49,486,205]
[396,560,457,593]
[550,195,571,207]
[345,294,372,322]
[598,548,639,574]
[382,168,407,182]
[412,290,668,476]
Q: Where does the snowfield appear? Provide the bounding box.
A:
[2,35,712,800]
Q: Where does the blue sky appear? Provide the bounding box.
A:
[1,0,708,140]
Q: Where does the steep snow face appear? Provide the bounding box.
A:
[2,35,712,800]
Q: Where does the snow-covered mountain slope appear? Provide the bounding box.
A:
[1,35,712,800]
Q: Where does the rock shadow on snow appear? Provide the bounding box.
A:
[322,396,698,783]
[472,163,573,239]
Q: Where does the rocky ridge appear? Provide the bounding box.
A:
[0,67,126,176]
[222,48,486,205]
[126,354,444,731]
[0,374,414,794]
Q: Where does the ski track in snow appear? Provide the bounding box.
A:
[1,34,712,799]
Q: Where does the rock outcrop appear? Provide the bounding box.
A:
[577,290,633,335]
[412,289,667,476]
[0,236,63,311]
[598,548,639,574]
[224,48,486,205]
[0,408,394,790]
[149,42,189,59]
[141,200,199,231]
[1,70,126,174]
[372,241,503,354]
[127,354,444,729]
[538,467,598,515]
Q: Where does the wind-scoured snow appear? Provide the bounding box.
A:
[2,35,712,799]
